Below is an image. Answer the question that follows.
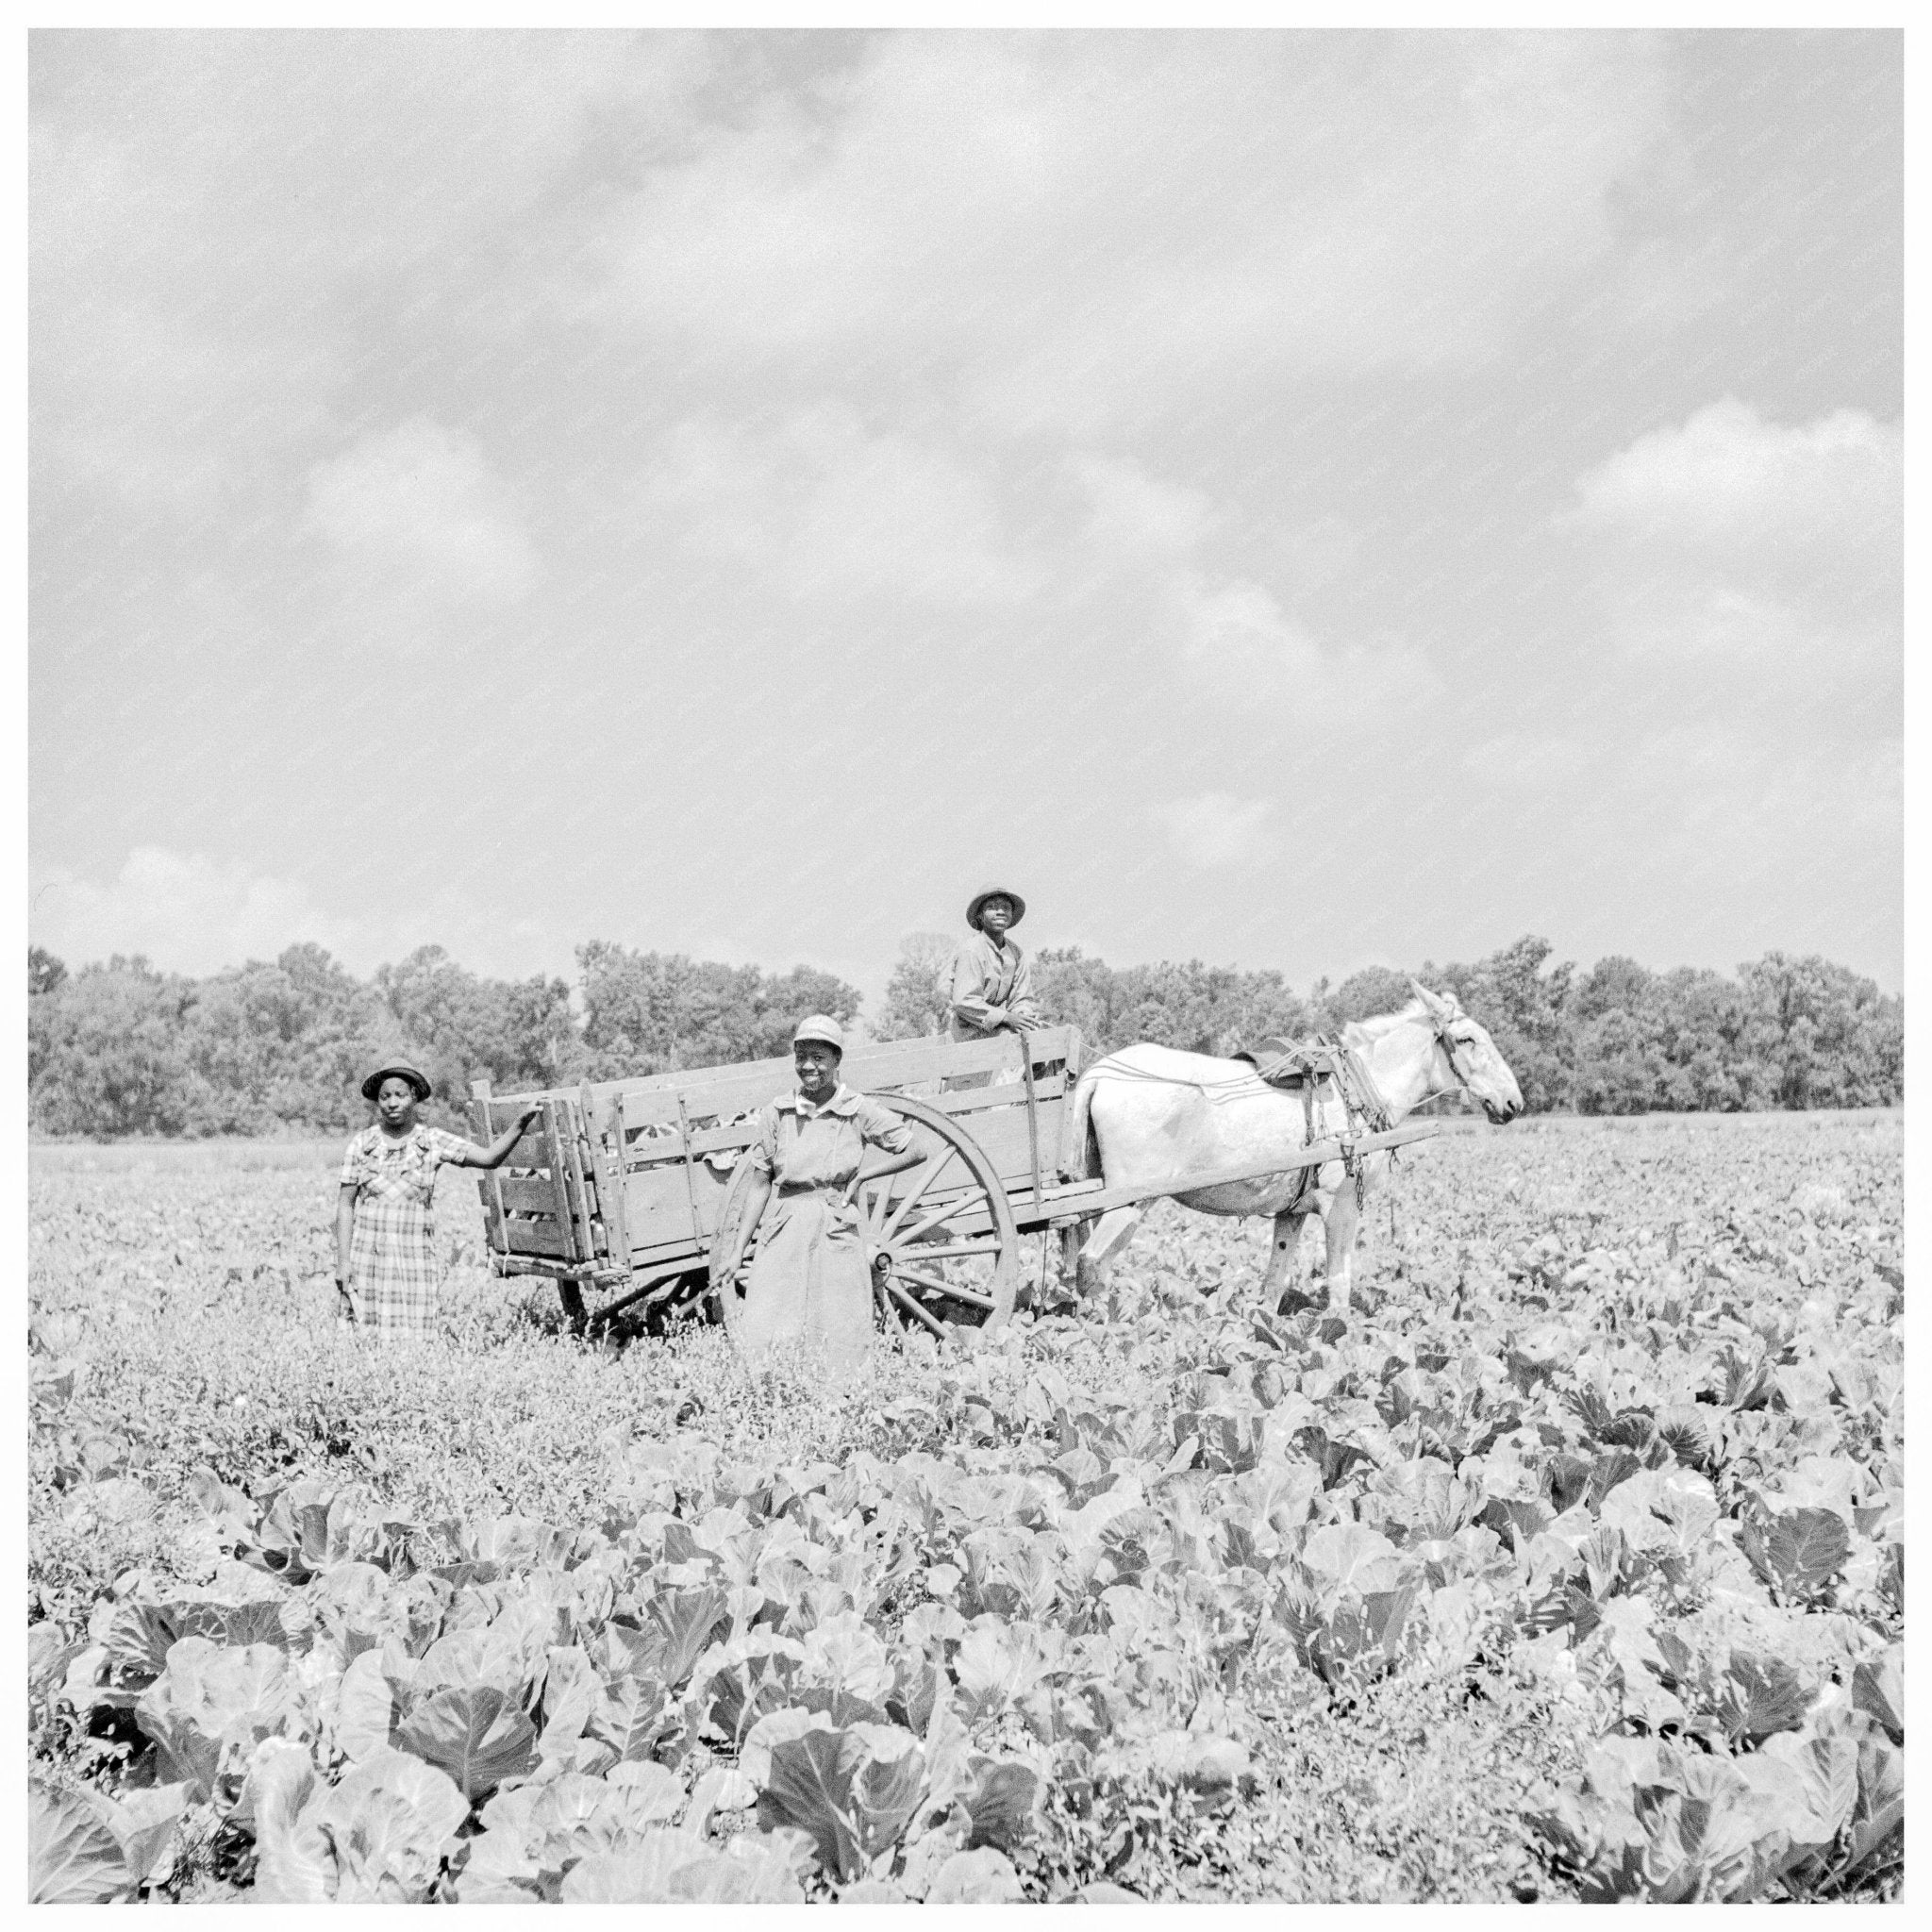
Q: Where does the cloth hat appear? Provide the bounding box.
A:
[966,885,1026,931]
[792,1014,845,1052]
[361,1059,432,1103]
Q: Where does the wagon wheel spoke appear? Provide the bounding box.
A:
[895,1187,989,1249]
[855,1175,892,1241]
[892,1269,997,1312]
[883,1274,952,1341]
[870,1173,907,1238]
[895,1237,1003,1263]
[878,1145,960,1241]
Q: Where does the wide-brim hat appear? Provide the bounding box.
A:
[361,1060,432,1102]
[792,1015,845,1052]
[966,886,1025,931]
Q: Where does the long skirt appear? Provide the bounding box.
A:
[346,1192,441,1342]
[737,1192,874,1378]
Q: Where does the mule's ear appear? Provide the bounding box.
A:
[1408,977,1449,1019]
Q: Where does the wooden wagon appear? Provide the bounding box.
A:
[469,1025,1444,1343]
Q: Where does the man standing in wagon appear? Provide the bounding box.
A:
[945,886,1041,1090]
[949,886,1040,1042]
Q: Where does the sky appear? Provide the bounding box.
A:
[27,28,1904,1013]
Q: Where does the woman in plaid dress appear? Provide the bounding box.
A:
[333,1060,540,1342]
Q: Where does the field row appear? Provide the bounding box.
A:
[28,1113,1904,1902]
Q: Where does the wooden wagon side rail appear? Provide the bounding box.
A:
[578,1067,1074,1176]
[469,1082,609,1276]
[486,1025,1082,1122]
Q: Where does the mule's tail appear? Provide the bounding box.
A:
[1066,1062,1105,1182]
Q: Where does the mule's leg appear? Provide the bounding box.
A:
[1321,1188,1362,1316]
[1076,1207,1142,1295]
[1058,1221,1088,1289]
[1262,1209,1309,1308]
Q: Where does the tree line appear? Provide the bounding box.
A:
[878,933,1902,1115]
[25,931,1902,1139]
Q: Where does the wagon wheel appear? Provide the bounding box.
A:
[861,1095,1021,1341]
[707,1093,1020,1349]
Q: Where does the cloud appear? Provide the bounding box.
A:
[642,406,1038,605]
[305,419,541,603]
[29,847,355,977]
[1460,733,1589,787]
[1562,397,1901,555]
[1607,584,1817,664]
[1177,577,1324,686]
[1071,455,1215,558]
[585,33,1673,433]
[1055,452,1439,736]
[1557,400,1901,717]
[1062,455,1328,683]
[1154,791,1274,868]
[31,34,704,508]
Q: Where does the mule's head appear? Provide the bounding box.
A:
[1408,980,1524,1124]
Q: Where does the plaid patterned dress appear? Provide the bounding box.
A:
[340,1125,468,1341]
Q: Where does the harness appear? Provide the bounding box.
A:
[1234,1035,1392,1212]
[1234,1013,1474,1211]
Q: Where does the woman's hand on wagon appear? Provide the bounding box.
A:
[470,1104,546,1170]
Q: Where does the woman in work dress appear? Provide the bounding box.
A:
[333,1060,541,1343]
[716,1016,922,1377]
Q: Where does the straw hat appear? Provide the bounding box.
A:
[361,1059,432,1102]
[792,1015,845,1052]
[966,886,1026,931]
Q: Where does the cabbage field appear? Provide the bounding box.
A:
[27,1111,1904,1903]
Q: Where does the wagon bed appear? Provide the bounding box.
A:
[470,1024,1443,1341]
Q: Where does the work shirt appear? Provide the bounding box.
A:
[948,931,1040,1042]
[748,1083,914,1191]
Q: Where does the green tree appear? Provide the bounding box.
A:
[1317,965,1414,1029]
[1737,953,1902,1108]
[876,933,957,1041]
[760,966,863,1057]
[576,943,861,1078]
[21,929,1903,1137]
[1034,951,1313,1058]
[28,947,67,998]
[179,944,396,1134]
[1033,947,1125,1052]
[28,958,198,1136]
[374,945,579,1103]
